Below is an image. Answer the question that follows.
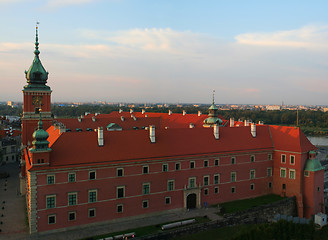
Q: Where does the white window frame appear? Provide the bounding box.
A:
[204,160,209,167]
[117,186,125,199]
[167,180,175,191]
[88,208,96,218]
[203,175,209,186]
[46,195,56,209]
[289,169,296,179]
[68,172,76,182]
[117,204,123,213]
[117,168,124,177]
[162,163,168,172]
[142,183,150,195]
[267,167,272,177]
[68,192,78,206]
[281,154,286,164]
[68,211,76,221]
[89,170,96,180]
[190,161,195,169]
[88,189,97,203]
[142,200,149,209]
[280,168,286,178]
[250,155,255,162]
[231,172,237,182]
[214,159,219,166]
[214,174,220,184]
[142,165,149,174]
[47,175,55,185]
[188,177,196,188]
[290,155,295,165]
[48,214,56,224]
[250,169,255,179]
[165,197,171,205]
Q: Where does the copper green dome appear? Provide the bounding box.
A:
[30,113,51,152]
[304,159,324,172]
[24,26,50,91]
[203,90,223,127]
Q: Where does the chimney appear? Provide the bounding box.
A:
[59,125,66,134]
[251,123,256,137]
[142,109,145,114]
[145,114,148,118]
[168,110,172,115]
[214,124,219,139]
[230,118,234,127]
[119,109,123,113]
[183,110,186,116]
[98,127,104,146]
[92,116,96,122]
[198,111,202,116]
[244,119,250,126]
[78,117,82,122]
[189,123,194,128]
[149,125,155,143]
[121,116,124,121]
[133,116,137,121]
[130,109,133,114]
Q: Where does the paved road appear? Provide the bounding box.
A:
[0,162,29,240]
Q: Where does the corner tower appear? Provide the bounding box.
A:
[22,24,52,147]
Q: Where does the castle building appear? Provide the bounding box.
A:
[21,28,325,234]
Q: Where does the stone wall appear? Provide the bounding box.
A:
[140,197,297,240]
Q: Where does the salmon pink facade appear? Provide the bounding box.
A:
[21,28,325,235]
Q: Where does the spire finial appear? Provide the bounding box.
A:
[34,21,40,56]
[38,109,43,130]
[212,89,215,105]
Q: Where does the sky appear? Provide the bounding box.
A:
[1,0,328,105]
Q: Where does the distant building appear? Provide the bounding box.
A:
[266,105,281,111]
[20,28,325,235]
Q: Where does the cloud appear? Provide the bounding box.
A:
[2,25,328,104]
[235,25,328,50]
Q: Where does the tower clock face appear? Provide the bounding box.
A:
[32,96,43,106]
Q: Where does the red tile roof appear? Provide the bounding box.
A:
[269,125,315,153]
[47,125,273,168]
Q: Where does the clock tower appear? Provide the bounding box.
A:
[22,25,52,147]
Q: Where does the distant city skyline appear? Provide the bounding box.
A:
[1,0,328,105]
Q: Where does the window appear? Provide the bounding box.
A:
[318,187,320,192]
[250,184,255,190]
[231,157,236,165]
[88,190,97,203]
[250,169,255,179]
[117,204,123,213]
[204,160,209,167]
[89,171,96,180]
[289,169,296,179]
[142,200,149,208]
[281,154,286,164]
[268,182,272,188]
[190,161,195,169]
[165,197,171,205]
[117,168,123,177]
[304,171,309,177]
[68,192,77,206]
[280,168,286,178]
[231,172,236,182]
[46,195,56,209]
[204,188,209,195]
[268,154,272,160]
[250,155,255,162]
[68,211,76,221]
[215,159,219,166]
[68,173,76,183]
[117,186,125,199]
[167,180,175,191]
[88,208,95,218]
[162,164,168,172]
[47,175,55,185]
[214,187,219,194]
[290,155,295,165]
[175,163,180,170]
[214,174,220,184]
[231,187,236,193]
[143,183,150,195]
[48,215,56,224]
[203,176,209,186]
[282,184,286,190]
[267,168,272,177]
[189,177,196,188]
[143,166,149,174]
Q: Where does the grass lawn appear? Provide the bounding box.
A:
[86,216,210,240]
[219,194,285,214]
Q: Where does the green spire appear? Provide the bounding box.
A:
[30,111,51,152]
[203,89,223,127]
[24,23,50,91]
